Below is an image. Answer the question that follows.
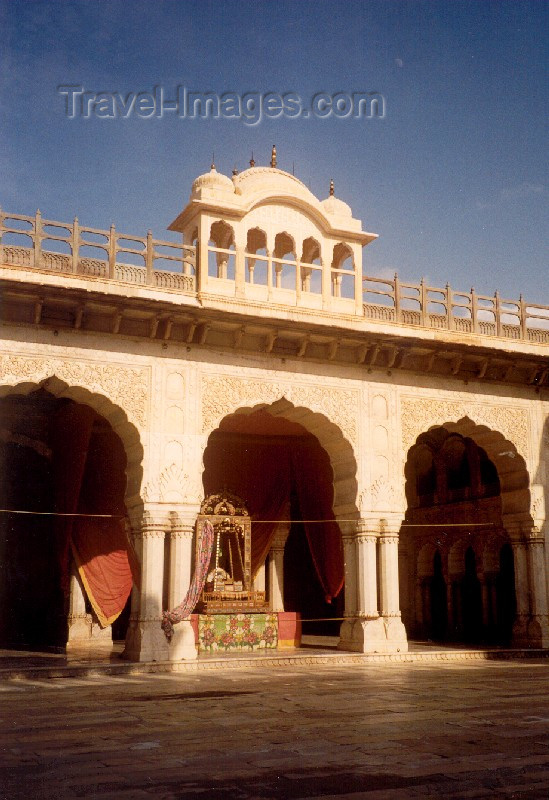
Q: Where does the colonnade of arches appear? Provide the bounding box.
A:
[0,377,546,658]
[201,219,356,299]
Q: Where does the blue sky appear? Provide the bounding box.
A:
[1,0,547,300]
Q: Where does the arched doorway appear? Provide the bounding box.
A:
[0,388,136,650]
[400,426,521,645]
[201,407,347,637]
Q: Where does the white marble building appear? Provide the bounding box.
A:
[1,148,548,661]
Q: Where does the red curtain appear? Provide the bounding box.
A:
[51,403,135,627]
[202,432,344,601]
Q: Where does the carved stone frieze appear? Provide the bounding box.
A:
[200,373,358,444]
[0,353,149,428]
[400,397,529,460]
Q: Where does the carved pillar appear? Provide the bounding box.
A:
[268,523,290,613]
[234,242,246,297]
[511,538,529,644]
[66,562,91,646]
[254,562,266,593]
[526,529,549,647]
[123,512,169,662]
[341,530,357,618]
[197,215,210,295]
[339,520,387,653]
[357,529,379,618]
[167,513,197,661]
[378,518,408,650]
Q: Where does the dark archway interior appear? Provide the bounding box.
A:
[202,409,344,634]
[0,390,131,650]
[402,428,517,645]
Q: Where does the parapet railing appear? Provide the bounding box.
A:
[363,274,549,343]
[0,209,196,293]
[1,210,548,344]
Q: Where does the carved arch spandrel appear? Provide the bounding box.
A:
[200,373,359,446]
[0,372,145,507]
[0,354,150,430]
[400,397,530,462]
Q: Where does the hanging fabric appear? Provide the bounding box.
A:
[161,518,215,641]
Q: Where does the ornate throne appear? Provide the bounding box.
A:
[196,492,268,613]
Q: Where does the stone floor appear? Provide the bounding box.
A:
[1,657,549,799]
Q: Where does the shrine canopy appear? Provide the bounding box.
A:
[202,411,344,602]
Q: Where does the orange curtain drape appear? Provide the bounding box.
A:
[51,403,135,627]
[202,435,344,601]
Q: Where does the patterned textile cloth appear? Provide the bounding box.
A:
[198,613,278,652]
[161,519,214,642]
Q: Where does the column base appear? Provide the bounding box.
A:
[339,615,407,653]
[122,619,169,662]
[383,615,409,651]
[526,616,549,648]
[512,614,529,646]
[66,614,92,648]
[168,620,197,661]
[512,615,549,648]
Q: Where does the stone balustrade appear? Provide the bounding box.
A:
[2,209,548,343]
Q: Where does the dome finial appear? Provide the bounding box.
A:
[249,151,255,168]
[270,144,277,168]
[210,152,215,170]
[232,165,238,176]
[329,178,334,196]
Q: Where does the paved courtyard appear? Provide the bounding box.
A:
[1,659,549,799]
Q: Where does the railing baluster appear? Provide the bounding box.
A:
[146,230,153,285]
[519,294,527,340]
[72,216,79,273]
[446,283,453,330]
[494,291,502,336]
[34,209,42,269]
[108,224,116,279]
[393,272,401,322]
[471,288,478,333]
[420,278,427,326]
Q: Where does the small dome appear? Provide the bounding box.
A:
[320,194,352,217]
[191,167,234,199]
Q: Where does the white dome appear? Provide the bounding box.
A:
[190,167,234,199]
[320,194,352,218]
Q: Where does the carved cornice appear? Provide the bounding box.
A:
[0,353,149,428]
[201,373,358,444]
[400,396,529,460]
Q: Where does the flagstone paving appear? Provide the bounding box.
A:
[1,659,549,799]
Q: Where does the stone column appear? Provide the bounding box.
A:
[66,563,91,647]
[511,538,530,645]
[234,242,246,297]
[167,514,197,661]
[123,512,169,662]
[378,518,408,651]
[254,562,266,593]
[526,530,549,647]
[268,524,289,612]
[342,530,357,618]
[339,520,386,652]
